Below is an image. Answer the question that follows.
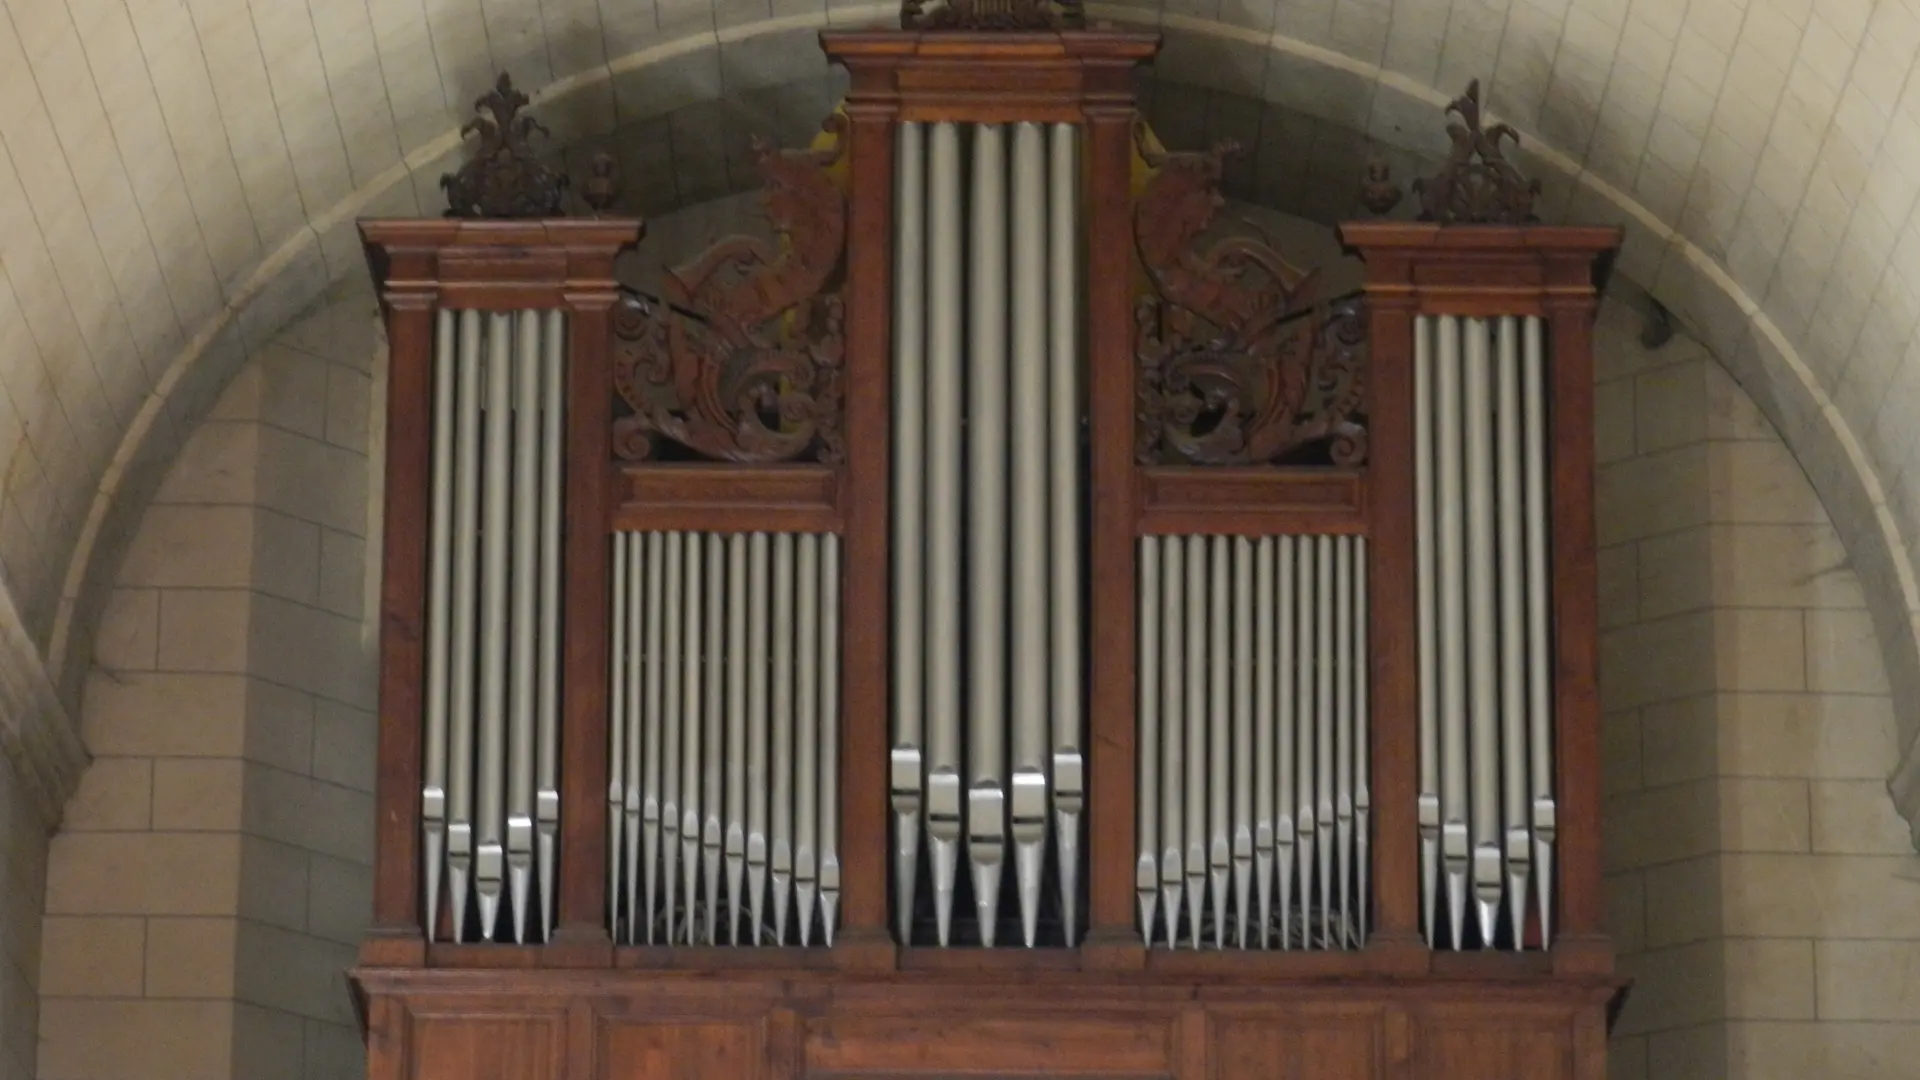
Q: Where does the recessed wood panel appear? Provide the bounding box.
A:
[601,1019,769,1080]
[1211,1009,1383,1080]
[410,1014,565,1080]
[1415,1014,1571,1080]
[807,1015,1175,1075]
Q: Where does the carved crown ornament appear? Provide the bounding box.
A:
[441,72,621,219]
[611,117,849,466]
[1132,124,1369,469]
[900,0,1086,31]
[1361,78,1542,227]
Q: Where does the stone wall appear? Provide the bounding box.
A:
[35,281,379,1080]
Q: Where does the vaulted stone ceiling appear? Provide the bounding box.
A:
[6,0,1920,829]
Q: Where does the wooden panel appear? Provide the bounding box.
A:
[1212,1008,1383,1080]
[1414,1010,1572,1080]
[807,1015,1176,1075]
[612,464,843,534]
[410,1014,566,1080]
[600,1020,769,1080]
[1137,468,1366,536]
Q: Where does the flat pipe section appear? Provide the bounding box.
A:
[891,122,1086,948]
[607,530,841,947]
[508,314,541,944]
[1414,317,1439,945]
[890,121,927,947]
[1524,317,1557,946]
[1133,532,1371,949]
[922,121,964,948]
[536,312,564,937]
[446,310,481,942]
[1137,538,1161,941]
[966,122,1010,947]
[475,313,513,940]
[1047,122,1085,948]
[1414,314,1559,950]
[1009,122,1050,948]
[422,310,456,942]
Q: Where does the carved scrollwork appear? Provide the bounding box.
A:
[441,73,568,219]
[1132,130,1369,468]
[900,0,1084,31]
[1412,79,1540,226]
[612,120,848,466]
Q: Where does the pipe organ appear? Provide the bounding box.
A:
[356,36,1625,1080]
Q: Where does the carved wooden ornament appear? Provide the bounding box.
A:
[900,0,1084,31]
[441,73,569,219]
[1132,129,1368,468]
[1412,79,1541,226]
[612,122,848,465]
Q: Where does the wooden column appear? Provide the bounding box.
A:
[836,73,902,966]
[1080,66,1144,964]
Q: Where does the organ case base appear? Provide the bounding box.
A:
[359,969,1620,1080]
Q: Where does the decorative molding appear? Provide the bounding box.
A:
[1132,132,1368,468]
[1411,79,1540,226]
[441,73,569,219]
[612,122,848,466]
[900,0,1085,30]
[0,586,86,828]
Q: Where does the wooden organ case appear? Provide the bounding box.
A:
[355,17,1627,1080]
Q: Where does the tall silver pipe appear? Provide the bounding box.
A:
[1047,121,1084,946]
[746,532,771,943]
[1293,536,1316,951]
[1414,316,1439,945]
[641,531,665,942]
[423,309,456,942]
[1231,538,1254,948]
[1137,537,1161,942]
[609,533,628,940]
[1465,319,1501,946]
[626,534,648,941]
[703,537,726,944]
[536,311,564,938]
[447,309,482,942]
[1496,317,1531,946]
[795,534,822,945]
[1333,536,1353,947]
[678,536,705,943]
[1254,536,1276,948]
[890,121,927,946]
[967,121,1010,946]
[1183,535,1207,948]
[924,121,964,947]
[820,534,843,945]
[508,313,541,944]
[1276,536,1296,948]
[1313,535,1333,948]
[1207,536,1231,948]
[1435,315,1469,949]
[726,534,749,942]
[1354,537,1371,945]
[1009,121,1050,948]
[771,532,797,944]
[1523,316,1555,944]
[1160,539,1186,947]
[476,312,514,940]
[661,532,686,942]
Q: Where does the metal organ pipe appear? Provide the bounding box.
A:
[890,121,1087,948]
[420,309,566,944]
[1132,532,1371,950]
[1415,313,1559,951]
[606,530,842,948]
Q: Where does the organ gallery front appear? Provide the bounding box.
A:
[353,7,1627,1077]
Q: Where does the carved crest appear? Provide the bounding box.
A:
[1132,130,1368,468]
[900,0,1084,31]
[1412,79,1540,226]
[612,120,848,466]
[441,73,568,219]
